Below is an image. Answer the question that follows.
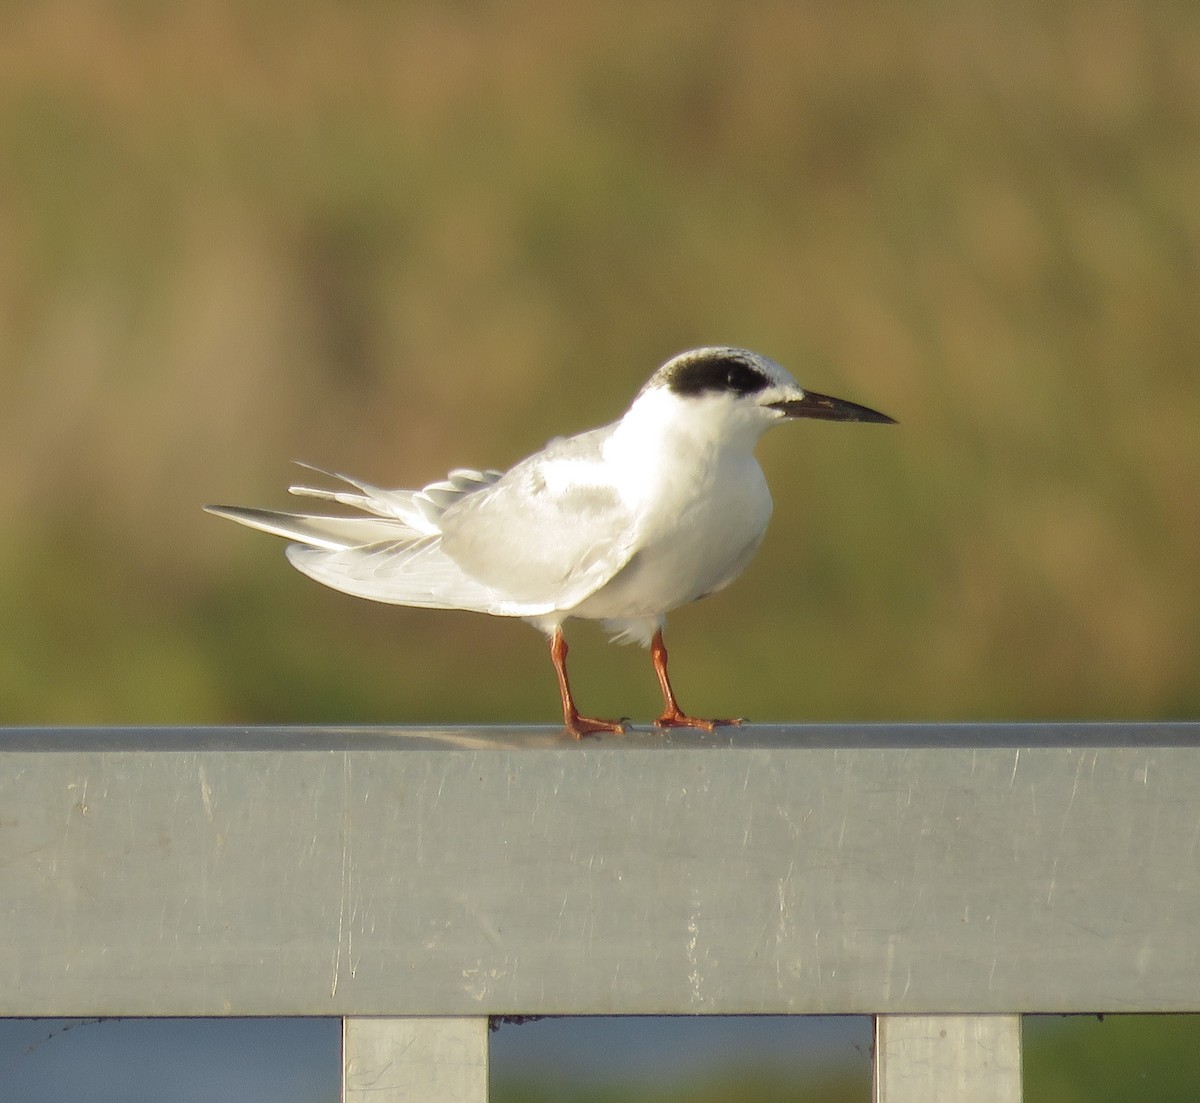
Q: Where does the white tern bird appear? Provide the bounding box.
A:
[206,346,894,737]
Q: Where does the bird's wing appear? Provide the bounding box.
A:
[208,463,558,616]
[207,503,557,615]
[209,443,633,615]
[285,538,557,616]
[437,427,641,610]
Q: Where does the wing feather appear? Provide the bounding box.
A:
[209,442,630,616]
[285,539,555,616]
[438,428,639,609]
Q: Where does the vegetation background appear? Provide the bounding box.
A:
[1,1,1197,1099]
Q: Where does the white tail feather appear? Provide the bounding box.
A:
[203,505,415,552]
[286,463,503,534]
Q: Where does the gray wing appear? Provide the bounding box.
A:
[438,426,640,610]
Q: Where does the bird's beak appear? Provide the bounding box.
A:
[768,390,896,424]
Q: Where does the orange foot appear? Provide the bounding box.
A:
[564,713,629,739]
[653,709,744,732]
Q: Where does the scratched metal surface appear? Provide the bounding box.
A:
[1,723,1198,1016]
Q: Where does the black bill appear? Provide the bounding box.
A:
[768,390,896,424]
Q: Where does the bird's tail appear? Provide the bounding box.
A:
[202,504,415,552]
[286,463,503,534]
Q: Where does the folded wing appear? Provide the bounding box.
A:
[438,428,640,610]
[207,447,638,618]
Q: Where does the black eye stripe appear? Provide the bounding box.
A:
[668,355,770,397]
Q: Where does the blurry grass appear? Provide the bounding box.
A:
[487,1015,1200,1103]
[0,2,1198,725]
[493,1067,863,1103]
[1024,1015,1200,1103]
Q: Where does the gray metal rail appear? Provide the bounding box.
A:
[3,723,1199,1101]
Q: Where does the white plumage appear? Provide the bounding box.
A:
[206,346,894,736]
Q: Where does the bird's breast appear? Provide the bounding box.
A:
[571,451,773,620]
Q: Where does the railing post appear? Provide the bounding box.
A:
[873,1014,1022,1103]
[342,1016,489,1103]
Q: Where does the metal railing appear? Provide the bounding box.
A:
[3,723,1198,1101]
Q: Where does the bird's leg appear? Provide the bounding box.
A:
[549,628,627,738]
[651,628,742,731]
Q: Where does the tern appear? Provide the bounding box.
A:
[206,347,894,737]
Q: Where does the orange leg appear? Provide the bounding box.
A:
[651,628,743,731]
[550,628,627,738]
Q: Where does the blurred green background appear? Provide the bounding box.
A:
[1,2,1197,727]
[1,1,1197,1098]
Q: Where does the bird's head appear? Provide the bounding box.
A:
[634,347,895,446]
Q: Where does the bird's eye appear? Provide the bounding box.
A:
[721,361,769,395]
[668,354,769,398]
